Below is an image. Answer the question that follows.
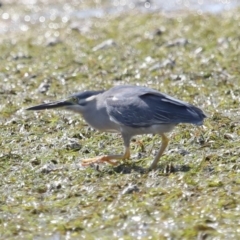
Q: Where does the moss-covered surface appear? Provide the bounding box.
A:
[1,1,240,239]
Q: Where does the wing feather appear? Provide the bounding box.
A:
[105,90,206,128]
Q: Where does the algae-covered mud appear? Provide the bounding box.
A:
[0,0,240,239]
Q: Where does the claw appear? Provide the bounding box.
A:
[81,148,130,167]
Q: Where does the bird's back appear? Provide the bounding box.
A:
[103,85,206,128]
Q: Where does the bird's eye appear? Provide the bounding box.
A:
[72,97,78,104]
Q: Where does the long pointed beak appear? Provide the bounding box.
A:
[26,100,73,111]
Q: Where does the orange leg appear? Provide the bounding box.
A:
[81,147,130,166]
[149,134,169,170]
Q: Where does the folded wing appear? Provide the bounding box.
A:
[106,91,206,128]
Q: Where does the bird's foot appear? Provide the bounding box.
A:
[81,155,119,166]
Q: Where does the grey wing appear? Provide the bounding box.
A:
[106,93,206,128]
[106,96,155,127]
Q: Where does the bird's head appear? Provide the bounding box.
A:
[26,90,104,114]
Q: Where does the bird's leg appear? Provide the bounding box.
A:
[149,133,169,170]
[81,134,131,166]
[81,146,130,166]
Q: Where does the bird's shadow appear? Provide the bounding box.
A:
[111,163,191,174]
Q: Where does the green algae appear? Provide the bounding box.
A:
[0,2,240,239]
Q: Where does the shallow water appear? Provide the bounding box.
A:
[0,0,239,34]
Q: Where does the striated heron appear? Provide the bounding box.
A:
[26,85,206,170]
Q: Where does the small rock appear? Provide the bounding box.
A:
[224,133,234,140]
[122,184,140,194]
[149,59,175,71]
[70,22,91,34]
[166,38,189,47]
[38,163,56,174]
[92,39,116,51]
[30,157,41,166]
[170,74,186,81]
[38,80,50,93]
[65,138,81,151]
[153,27,165,36]
[46,37,62,46]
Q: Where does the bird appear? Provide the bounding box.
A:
[26,85,206,170]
